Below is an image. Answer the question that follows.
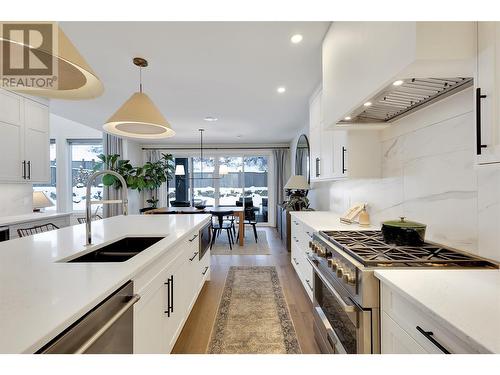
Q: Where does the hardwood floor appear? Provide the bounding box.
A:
[172,227,321,354]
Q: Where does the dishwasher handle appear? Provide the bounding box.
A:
[74,294,140,354]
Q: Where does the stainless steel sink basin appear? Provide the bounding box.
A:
[67,236,165,263]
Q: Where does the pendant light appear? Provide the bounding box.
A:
[0,23,103,99]
[103,57,175,139]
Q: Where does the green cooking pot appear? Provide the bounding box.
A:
[381,217,427,246]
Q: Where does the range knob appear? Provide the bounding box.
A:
[328,259,338,271]
[342,272,356,285]
[336,267,344,278]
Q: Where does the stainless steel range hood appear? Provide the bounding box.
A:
[340,77,473,124]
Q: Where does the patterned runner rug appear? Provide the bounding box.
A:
[207,266,301,354]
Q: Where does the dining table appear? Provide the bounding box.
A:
[145,206,246,246]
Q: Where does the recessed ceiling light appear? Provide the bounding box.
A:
[290,34,303,44]
[204,116,218,122]
[393,80,404,86]
[344,116,352,121]
[363,101,372,107]
[277,87,286,94]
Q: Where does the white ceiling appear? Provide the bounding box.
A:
[51,22,330,144]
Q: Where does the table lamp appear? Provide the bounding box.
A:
[284,175,310,210]
[32,191,54,212]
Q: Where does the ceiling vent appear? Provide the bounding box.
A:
[341,77,473,124]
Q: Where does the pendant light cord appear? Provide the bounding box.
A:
[139,66,143,93]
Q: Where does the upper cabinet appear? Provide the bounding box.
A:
[309,87,381,182]
[0,89,50,183]
[475,22,500,165]
[322,22,476,128]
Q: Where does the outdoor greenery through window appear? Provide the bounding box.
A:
[33,139,56,210]
[69,139,103,211]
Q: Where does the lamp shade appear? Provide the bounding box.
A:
[33,191,54,209]
[175,165,185,176]
[0,24,103,99]
[219,165,229,176]
[103,92,175,139]
[285,175,310,190]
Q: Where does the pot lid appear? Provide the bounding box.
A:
[382,217,426,229]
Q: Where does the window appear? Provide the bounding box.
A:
[68,139,103,211]
[33,139,56,210]
[244,156,268,223]
[168,153,271,224]
[192,156,215,206]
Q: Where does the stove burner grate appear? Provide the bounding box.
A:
[319,230,497,268]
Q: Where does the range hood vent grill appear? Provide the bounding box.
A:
[342,77,473,124]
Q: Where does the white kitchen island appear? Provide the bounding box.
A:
[0,214,211,354]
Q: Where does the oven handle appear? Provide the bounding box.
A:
[315,306,347,354]
[308,257,357,313]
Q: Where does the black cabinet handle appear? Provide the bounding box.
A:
[188,234,198,242]
[416,326,450,354]
[293,257,299,265]
[476,87,488,155]
[189,252,199,261]
[315,157,320,177]
[27,161,31,180]
[202,266,209,275]
[164,275,174,316]
[22,161,26,179]
[342,147,347,174]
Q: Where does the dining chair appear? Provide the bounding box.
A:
[210,210,235,250]
[236,199,258,243]
[17,223,59,238]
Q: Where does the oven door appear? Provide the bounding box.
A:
[311,261,373,354]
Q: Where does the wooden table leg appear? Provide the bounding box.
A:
[238,211,244,246]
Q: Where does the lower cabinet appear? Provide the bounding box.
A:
[380,282,483,354]
[133,227,210,354]
[290,216,314,301]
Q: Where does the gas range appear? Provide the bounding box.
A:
[308,230,498,354]
[309,230,498,307]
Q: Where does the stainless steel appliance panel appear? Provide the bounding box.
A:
[39,281,139,354]
[199,222,211,260]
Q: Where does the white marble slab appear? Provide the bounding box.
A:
[0,214,211,353]
[0,212,71,227]
[290,211,379,231]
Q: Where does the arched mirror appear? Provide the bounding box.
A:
[295,134,310,184]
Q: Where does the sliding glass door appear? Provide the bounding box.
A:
[169,152,272,224]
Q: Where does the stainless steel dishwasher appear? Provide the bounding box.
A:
[39,281,139,354]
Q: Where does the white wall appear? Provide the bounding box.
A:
[0,184,33,217]
[302,87,500,262]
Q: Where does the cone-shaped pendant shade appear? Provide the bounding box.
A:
[103,92,175,139]
[0,25,103,100]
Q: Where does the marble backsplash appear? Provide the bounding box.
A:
[0,184,33,217]
[309,87,500,262]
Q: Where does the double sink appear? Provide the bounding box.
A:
[67,236,165,263]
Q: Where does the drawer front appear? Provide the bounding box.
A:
[291,242,313,301]
[381,311,428,354]
[381,284,482,354]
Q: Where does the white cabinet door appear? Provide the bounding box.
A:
[24,99,50,183]
[309,88,322,180]
[319,130,334,179]
[134,275,169,354]
[0,90,24,182]
[332,130,348,179]
[476,22,500,165]
[381,312,428,354]
[164,253,191,351]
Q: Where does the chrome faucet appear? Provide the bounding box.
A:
[86,169,128,245]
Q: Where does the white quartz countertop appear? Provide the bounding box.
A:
[375,269,500,353]
[0,211,71,227]
[289,211,379,231]
[0,214,211,353]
